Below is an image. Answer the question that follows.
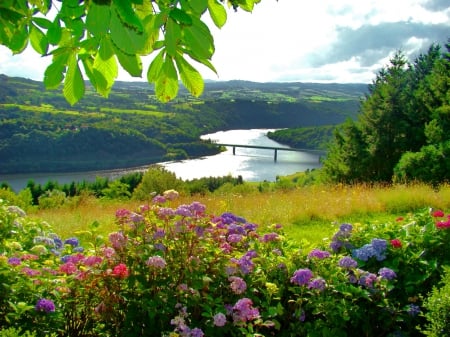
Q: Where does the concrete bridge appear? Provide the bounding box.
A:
[215,143,325,162]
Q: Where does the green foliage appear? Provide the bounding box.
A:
[132,165,185,200]
[421,266,450,337]
[267,125,335,151]
[0,0,264,104]
[324,40,450,184]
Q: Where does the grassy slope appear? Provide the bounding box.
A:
[30,183,450,247]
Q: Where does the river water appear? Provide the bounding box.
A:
[0,129,323,192]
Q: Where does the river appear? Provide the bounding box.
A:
[0,129,323,192]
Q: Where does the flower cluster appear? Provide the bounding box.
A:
[330,223,353,252]
[352,238,387,261]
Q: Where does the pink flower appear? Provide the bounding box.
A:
[60,262,77,275]
[146,256,167,269]
[436,220,450,229]
[112,263,129,278]
[432,209,445,217]
[109,232,127,250]
[229,276,247,294]
[232,298,260,324]
[390,239,402,248]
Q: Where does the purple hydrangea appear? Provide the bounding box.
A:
[64,237,79,247]
[232,298,260,324]
[378,267,397,280]
[35,298,55,313]
[352,238,387,262]
[260,232,279,243]
[146,256,167,269]
[359,272,378,288]
[229,276,247,294]
[308,277,326,291]
[407,304,421,317]
[190,328,204,337]
[7,257,21,266]
[308,248,331,259]
[338,256,358,269]
[213,313,227,327]
[290,268,314,286]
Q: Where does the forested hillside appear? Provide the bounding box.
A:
[0,75,365,174]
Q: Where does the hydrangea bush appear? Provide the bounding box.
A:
[0,193,449,337]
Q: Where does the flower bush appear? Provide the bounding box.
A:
[0,195,450,336]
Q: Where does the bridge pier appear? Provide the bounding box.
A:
[274,149,277,162]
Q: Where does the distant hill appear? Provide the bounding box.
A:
[0,74,367,174]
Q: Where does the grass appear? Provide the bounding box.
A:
[29,183,450,247]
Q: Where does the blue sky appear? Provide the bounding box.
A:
[0,0,448,84]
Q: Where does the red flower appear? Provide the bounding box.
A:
[436,220,450,229]
[432,210,445,217]
[396,217,404,222]
[390,239,402,248]
[112,263,129,278]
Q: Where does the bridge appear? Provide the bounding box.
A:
[215,143,325,162]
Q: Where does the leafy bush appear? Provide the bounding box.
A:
[421,266,450,337]
[1,195,450,336]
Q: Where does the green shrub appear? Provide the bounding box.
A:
[421,266,450,337]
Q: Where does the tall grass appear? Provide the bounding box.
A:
[29,183,450,246]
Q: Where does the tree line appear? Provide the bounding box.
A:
[321,40,450,185]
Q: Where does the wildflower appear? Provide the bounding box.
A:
[190,328,204,337]
[146,256,167,269]
[359,272,378,288]
[338,256,358,269]
[378,267,397,280]
[83,256,103,267]
[102,247,116,258]
[228,234,243,243]
[390,239,402,248]
[175,205,192,217]
[35,298,55,313]
[436,219,450,229]
[432,209,445,217]
[352,238,387,261]
[59,262,77,275]
[158,207,175,218]
[152,195,167,204]
[64,237,79,247]
[407,304,421,317]
[109,231,127,250]
[7,205,26,217]
[189,201,206,216]
[290,268,314,286]
[7,257,21,266]
[232,298,260,324]
[260,232,279,243]
[229,276,247,294]
[112,263,129,278]
[308,248,331,259]
[116,208,131,218]
[308,277,326,291]
[213,312,227,327]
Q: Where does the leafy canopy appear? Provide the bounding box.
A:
[0,0,263,105]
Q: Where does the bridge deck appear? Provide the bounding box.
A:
[215,143,325,162]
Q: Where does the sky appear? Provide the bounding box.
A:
[0,0,449,84]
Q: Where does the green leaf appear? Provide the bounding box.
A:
[182,16,214,60]
[29,23,48,55]
[112,0,143,32]
[186,0,208,15]
[93,36,118,97]
[8,23,28,54]
[44,53,68,89]
[187,52,217,75]
[155,56,179,102]
[147,49,164,83]
[175,54,204,97]
[47,17,62,45]
[63,53,85,105]
[112,42,142,77]
[207,0,226,28]
[86,2,111,37]
[165,18,181,57]
[169,8,193,25]
[32,17,52,29]
[110,5,148,54]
